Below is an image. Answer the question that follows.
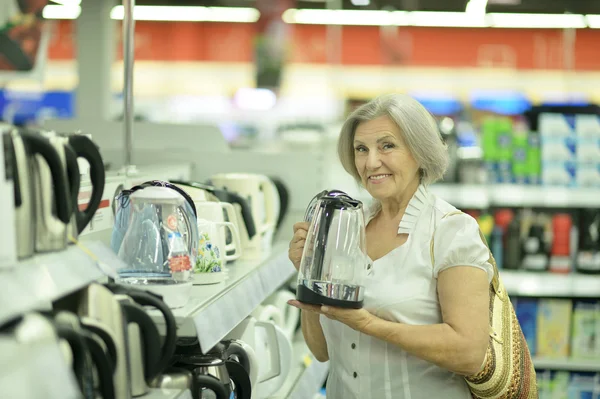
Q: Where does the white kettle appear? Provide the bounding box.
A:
[209,173,279,258]
[251,306,293,399]
[263,290,300,340]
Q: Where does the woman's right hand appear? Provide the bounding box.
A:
[289,222,309,271]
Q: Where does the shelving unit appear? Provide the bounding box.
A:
[271,337,330,399]
[428,184,600,209]
[500,270,600,298]
[147,242,296,353]
[0,242,109,327]
[532,357,600,372]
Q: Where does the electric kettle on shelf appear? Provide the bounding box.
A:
[3,130,71,259]
[297,189,369,309]
[209,173,279,258]
[114,185,198,308]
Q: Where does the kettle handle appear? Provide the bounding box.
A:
[123,290,178,379]
[225,360,252,399]
[80,317,118,372]
[120,302,162,382]
[83,331,116,399]
[193,374,230,399]
[68,135,106,233]
[258,176,278,233]
[223,340,250,373]
[54,323,90,397]
[224,191,257,239]
[255,321,281,383]
[219,220,242,261]
[22,132,71,224]
[63,144,81,226]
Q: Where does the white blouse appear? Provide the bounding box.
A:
[319,185,494,399]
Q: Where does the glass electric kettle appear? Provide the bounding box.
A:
[116,186,199,284]
[296,190,368,309]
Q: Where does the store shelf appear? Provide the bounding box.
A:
[148,242,296,353]
[271,337,330,399]
[428,184,600,209]
[533,357,600,372]
[0,242,110,327]
[146,388,193,399]
[429,184,490,209]
[501,270,600,298]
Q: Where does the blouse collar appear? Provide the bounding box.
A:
[365,184,431,235]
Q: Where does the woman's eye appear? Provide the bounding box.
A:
[355,146,367,153]
[382,143,395,150]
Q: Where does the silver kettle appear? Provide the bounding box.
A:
[51,132,106,239]
[297,190,368,309]
[4,130,71,258]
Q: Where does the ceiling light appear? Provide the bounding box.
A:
[489,13,587,28]
[233,88,277,111]
[282,9,408,26]
[586,14,600,28]
[43,5,81,19]
[110,6,259,23]
[409,11,488,27]
[350,0,371,5]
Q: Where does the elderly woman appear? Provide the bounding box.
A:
[287,94,494,399]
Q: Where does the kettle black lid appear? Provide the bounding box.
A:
[304,189,362,222]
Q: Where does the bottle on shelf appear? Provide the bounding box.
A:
[577,209,600,274]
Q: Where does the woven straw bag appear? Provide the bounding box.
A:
[431,211,538,399]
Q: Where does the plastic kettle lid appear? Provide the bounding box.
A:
[130,186,185,202]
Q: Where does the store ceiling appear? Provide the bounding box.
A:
[133,0,600,15]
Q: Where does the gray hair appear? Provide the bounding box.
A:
[337,93,449,186]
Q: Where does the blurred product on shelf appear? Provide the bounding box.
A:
[475,208,600,275]
[513,297,600,361]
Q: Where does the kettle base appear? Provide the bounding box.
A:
[296,284,364,309]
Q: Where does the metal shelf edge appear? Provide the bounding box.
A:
[533,357,600,372]
[0,242,109,326]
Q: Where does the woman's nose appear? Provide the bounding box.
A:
[366,151,382,169]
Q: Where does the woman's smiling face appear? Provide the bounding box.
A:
[353,115,420,201]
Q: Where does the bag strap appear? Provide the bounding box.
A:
[430,210,500,294]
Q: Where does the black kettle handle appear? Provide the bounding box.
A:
[224,191,257,239]
[83,331,116,399]
[121,289,178,378]
[80,321,118,372]
[193,374,230,399]
[3,133,22,207]
[68,135,106,233]
[22,133,71,224]
[120,302,162,382]
[63,144,81,225]
[223,341,250,375]
[54,324,90,397]
[225,360,252,399]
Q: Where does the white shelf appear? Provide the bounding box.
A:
[533,357,600,372]
[148,242,296,353]
[500,271,600,298]
[146,388,193,399]
[428,184,600,209]
[271,337,329,399]
[0,242,109,326]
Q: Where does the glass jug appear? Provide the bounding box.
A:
[116,186,198,284]
[297,191,368,308]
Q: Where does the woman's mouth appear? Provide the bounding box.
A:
[368,174,391,184]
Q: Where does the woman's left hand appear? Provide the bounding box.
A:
[287,300,376,332]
